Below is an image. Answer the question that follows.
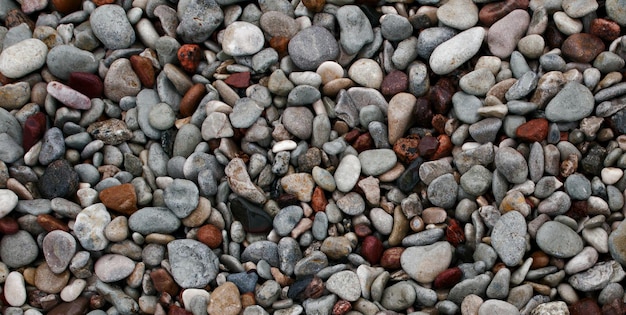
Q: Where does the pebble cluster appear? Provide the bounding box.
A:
[0,0,625,314]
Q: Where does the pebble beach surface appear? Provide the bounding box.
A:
[0,0,625,314]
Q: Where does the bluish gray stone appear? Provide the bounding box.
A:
[90,5,136,49]
[128,207,181,234]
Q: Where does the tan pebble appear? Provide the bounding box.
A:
[35,262,70,294]
[207,282,242,315]
[181,197,212,227]
[145,233,175,244]
[291,218,313,239]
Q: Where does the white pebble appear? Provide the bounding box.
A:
[4,271,26,306]
[601,167,623,185]
[272,140,298,153]
[60,278,87,302]
[553,12,583,35]
[0,189,18,218]
[182,288,211,311]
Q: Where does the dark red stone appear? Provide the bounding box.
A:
[276,194,300,208]
[414,97,433,127]
[177,44,202,73]
[224,72,251,89]
[67,72,103,98]
[23,111,47,151]
[151,268,180,297]
[344,129,361,143]
[0,216,19,234]
[431,114,448,135]
[417,135,439,158]
[446,218,465,246]
[569,298,601,315]
[601,298,626,315]
[429,78,455,114]
[433,267,462,289]
[352,132,374,153]
[381,70,409,96]
[380,247,404,269]
[545,23,565,49]
[360,235,383,264]
[478,0,529,26]
[566,200,588,220]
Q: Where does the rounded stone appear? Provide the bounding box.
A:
[0,38,48,79]
[94,254,136,282]
[0,230,38,268]
[288,26,339,71]
[536,221,584,258]
[89,5,136,49]
[222,22,264,57]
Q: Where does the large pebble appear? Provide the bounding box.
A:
[536,221,584,258]
[4,271,26,306]
[222,22,264,57]
[90,5,136,49]
[429,27,485,75]
[334,155,361,193]
[43,230,76,274]
[491,211,527,266]
[0,189,18,218]
[487,10,530,58]
[0,38,47,78]
[544,81,594,122]
[0,230,38,268]
[95,254,135,282]
[73,203,111,251]
[168,239,219,288]
[288,26,339,71]
[401,242,454,283]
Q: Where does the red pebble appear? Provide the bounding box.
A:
[590,18,621,42]
[569,298,601,315]
[516,118,549,142]
[177,44,202,73]
[478,0,529,26]
[224,72,251,89]
[417,135,439,158]
[23,111,47,151]
[0,216,19,234]
[311,186,328,212]
[446,218,465,246]
[130,55,155,88]
[433,267,462,289]
[431,134,453,160]
[332,300,352,315]
[68,72,103,98]
[352,132,374,153]
[360,235,383,264]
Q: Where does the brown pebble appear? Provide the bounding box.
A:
[269,36,290,56]
[380,247,404,269]
[530,251,550,269]
[570,298,601,315]
[47,296,89,315]
[516,118,549,142]
[311,186,328,212]
[5,9,35,29]
[381,70,409,96]
[35,262,70,294]
[130,55,155,88]
[168,305,193,315]
[37,214,70,232]
[478,0,529,26]
[431,134,453,160]
[197,224,223,249]
[50,0,82,13]
[0,216,19,234]
[150,268,180,297]
[180,83,206,117]
[561,33,605,63]
[240,292,256,310]
[302,0,325,12]
[224,72,251,89]
[99,183,138,215]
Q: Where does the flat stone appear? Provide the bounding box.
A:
[491,211,527,266]
[536,221,584,258]
[336,5,374,55]
[334,155,361,193]
[128,207,181,234]
[401,242,454,283]
[430,27,485,75]
[288,26,339,70]
[222,22,264,57]
[0,230,38,268]
[0,38,47,78]
[176,0,223,43]
[94,254,135,282]
[487,9,530,58]
[90,5,136,49]
[43,230,76,274]
[325,270,361,301]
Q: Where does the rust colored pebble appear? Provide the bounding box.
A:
[360,235,383,264]
[529,251,550,269]
[269,36,290,56]
[569,298,602,315]
[344,129,361,143]
[224,72,251,89]
[0,216,19,234]
[431,114,448,135]
[99,183,138,215]
[92,0,115,5]
[516,118,549,142]
[168,305,193,315]
[68,72,103,99]
[130,55,155,88]
[179,83,206,117]
[380,247,404,269]
[302,0,325,12]
[177,44,202,73]
[47,296,89,315]
[241,292,256,310]
[478,0,529,26]
[393,135,420,164]
[311,186,328,212]
[332,300,352,315]
[431,134,453,160]
[51,0,82,13]
[150,268,180,296]
[562,33,606,63]
[433,267,462,289]
[590,18,622,41]
[197,224,223,249]
[37,214,70,232]
[23,111,47,151]
[381,70,409,96]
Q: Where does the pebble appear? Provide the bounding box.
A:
[334,155,361,193]
[429,27,485,75]
[73,203,111,251]
[536,221,584,258]
[4,271,26,306]
[487,10,530,58]
[336,5,374,55]
[0,38,47,78]
[437,0,479,30]
[381,281,416,311]
[90,5,136,49]
[288,26,339,70]
[495,146,529,184]
[94,254,135,282]
[43,230,76,274]
[401,242,454,283]
[222,22,264,57]
[168,239,219,288]
[491,211,527,266]
[325,270,361,301]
